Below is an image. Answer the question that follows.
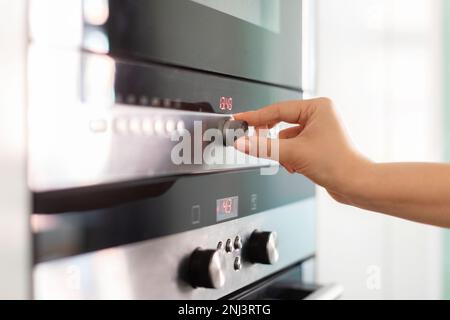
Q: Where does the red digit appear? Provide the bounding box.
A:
[223,199,232,214]
[226,97,233,110]
[219,97,226,110]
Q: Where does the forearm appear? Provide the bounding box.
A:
[233,98,450,228]
[339,161,450,227]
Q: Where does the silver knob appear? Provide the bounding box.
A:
[222,119,248,146]
[188,248,226,289]
[246,230,279,265]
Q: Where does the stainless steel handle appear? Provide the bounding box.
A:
[303,283,344,300]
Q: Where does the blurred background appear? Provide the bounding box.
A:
[315,0,448,299]
[0,0,449,299]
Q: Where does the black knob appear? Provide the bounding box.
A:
[222,119,249,146]
[188,248,226,289]
[246,231,279,265]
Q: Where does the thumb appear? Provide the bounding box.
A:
[234,135,293,164]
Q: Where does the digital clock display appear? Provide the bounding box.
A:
[216,196,239,221]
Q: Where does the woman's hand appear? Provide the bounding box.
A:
[233,98,370,202]
[234,98,450,228]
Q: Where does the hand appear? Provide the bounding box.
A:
[233,98,371,200]
[234,98,450,227]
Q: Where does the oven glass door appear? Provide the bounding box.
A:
[88,0,302,89]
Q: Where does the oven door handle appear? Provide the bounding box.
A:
[303,283,344,300]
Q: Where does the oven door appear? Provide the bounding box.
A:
[30,0,303,89]
[225,263,343,300]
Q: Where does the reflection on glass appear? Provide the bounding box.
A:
[191,0,280,33]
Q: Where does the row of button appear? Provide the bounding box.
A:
[217,236,242,271]
[189,231,278,288]
[217,236,242,253]
[89,117,186,136]
[114,117,185,137]
[116,94,182,109]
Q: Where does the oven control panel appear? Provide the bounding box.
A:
[33,199,315,300]
[28,47,281,193]
[188,230,278,289]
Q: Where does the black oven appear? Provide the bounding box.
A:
[28,0,332,300]
[90,0,302,89]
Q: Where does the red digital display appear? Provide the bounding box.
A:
[222,198,233,214]
[216,196,239,221]
[219,97,233,111]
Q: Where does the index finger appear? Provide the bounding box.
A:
[233,98,324,127]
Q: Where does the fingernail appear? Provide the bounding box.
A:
[234,136,248,151]
[284,165,294,174]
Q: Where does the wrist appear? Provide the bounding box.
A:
[333,152,375,204]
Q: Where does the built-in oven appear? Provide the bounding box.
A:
[28,0,337,299]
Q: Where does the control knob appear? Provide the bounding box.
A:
[246,230,279,265]
[188,248,225,289]
[222,119,249,146]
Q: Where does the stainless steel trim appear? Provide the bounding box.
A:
[33,199,315,299]
[304,283,344,300]
[0,0,31,299]
[27,47,274,192]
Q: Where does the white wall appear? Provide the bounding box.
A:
[316,0,443,299]
[0,0,31,299]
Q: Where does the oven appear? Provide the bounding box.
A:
[28,0,339,299]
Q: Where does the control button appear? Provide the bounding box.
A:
[151,97,161,107]
[129,118,141,135]
[217,241,224,250]
[246,230,279,265]
[173,99,182,109]
[225,239,233,253]
[188,249,225,289]
[250,194,258,211]
[114,117,128,134]
[142,118,153,136]
[222,119,249,146]
[233,236,243,250]
[139,95,149,105]
[89,119,107,133]
[154,119,165,136]
[234,257,242,271]
[191,205,201,225]
[126,94,136,105]
[165,119,176,134]
[163,98,172,108]
[176,120,186,134]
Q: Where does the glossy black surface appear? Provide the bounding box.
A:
[223,262,308,300]
[88,0,302,89]
[82,53,303,115]
[33,169,314,263]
